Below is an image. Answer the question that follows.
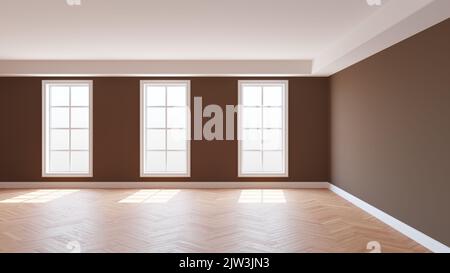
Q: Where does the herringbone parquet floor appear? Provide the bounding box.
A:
[0,189,428,253]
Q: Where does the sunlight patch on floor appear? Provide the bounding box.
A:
[118,189,180,203]
[0,190,79,203]
[238,190,286,203]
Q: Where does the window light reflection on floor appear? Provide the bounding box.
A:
[0,190,79,203]
[238,190,286,203]
[119,190,180,203]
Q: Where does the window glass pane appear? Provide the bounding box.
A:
[263,107,282,128]
[263,86,283,106]
[49,151,70,172]
[50,108,70,128]
[45,82,92,176]
[51,86,70,106]
[242,86,261,106]
[166,151,187,173]
[71,129,89,150]
[242,151,262,173]
[146,108,166,128]
[142,81,190,176]
[145,151,166,172]
[242,129,261,150]
[71,108,89,128]
[71,151,90,172]
[167,107,187,128]
[167,129,186,150]
[71,86,89,106]
[263,129,282,150]
[146,129,166,150]
[50,129,69,150]
[239,81,287,176]
[167,86,186,106]
[263,151,284,173]
[242,107,261,128]
[146,86,165,106]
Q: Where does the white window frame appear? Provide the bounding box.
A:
[42,80,93,177]
[238,80,289,177]
[140,80,191,177]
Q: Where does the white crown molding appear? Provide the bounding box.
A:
[313,0,450,76]
[329,184,450,253]
[0,60,312,77]
[0,181,329,189]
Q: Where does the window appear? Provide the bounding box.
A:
[42,80,93,177]
[140,81,190,177]
[238,80,288,177]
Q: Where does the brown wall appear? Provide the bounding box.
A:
[330,19,450,245]
[0,77,330,182]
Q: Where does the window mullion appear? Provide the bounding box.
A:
[284,84,287,174]
[164,86,168,172]
[260,88,264,172]
[68,86,72,172]
[48,87,52,173]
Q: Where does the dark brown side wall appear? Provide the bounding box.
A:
[0,77,330,182]
[330,19,450,245]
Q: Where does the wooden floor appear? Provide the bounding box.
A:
[0,188,428,253]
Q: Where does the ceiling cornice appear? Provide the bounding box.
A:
[0,60,312,77]
[313,0,450,76]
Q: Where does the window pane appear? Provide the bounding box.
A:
[51,86,70,106]
[242,86,261,106]
[146,107,166,128]
[71,129,89,150]
[44,82,92,176]
[263,107,282,128]
[71,86,90,106]
[146,86,165,106]
[241,151,262,173]
[242,107,261,128]
[167,151,187,173]
[167,129,186,150]
[71,151,90,172]
[263,129,282,150]
[242,129,261,150]
[167,107,187,128]
[141,81,190,176]
[50,129,69,150]
[167,86,186,106]
[146,129,166,150]
[49,151,70,172]
[239,81,287,176]
[263,151,284,173]
[263,86,283,106]
[50,108,69,128]
[145,151,166,172]
[71,108,89,128]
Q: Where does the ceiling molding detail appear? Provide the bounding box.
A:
[313,0,450,75]
[0,60,312,77]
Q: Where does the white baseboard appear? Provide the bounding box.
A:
[0,181,329,189]
[329,184,450,253]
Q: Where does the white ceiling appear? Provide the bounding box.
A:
[0,0,379,60]
[0,0,448,76]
